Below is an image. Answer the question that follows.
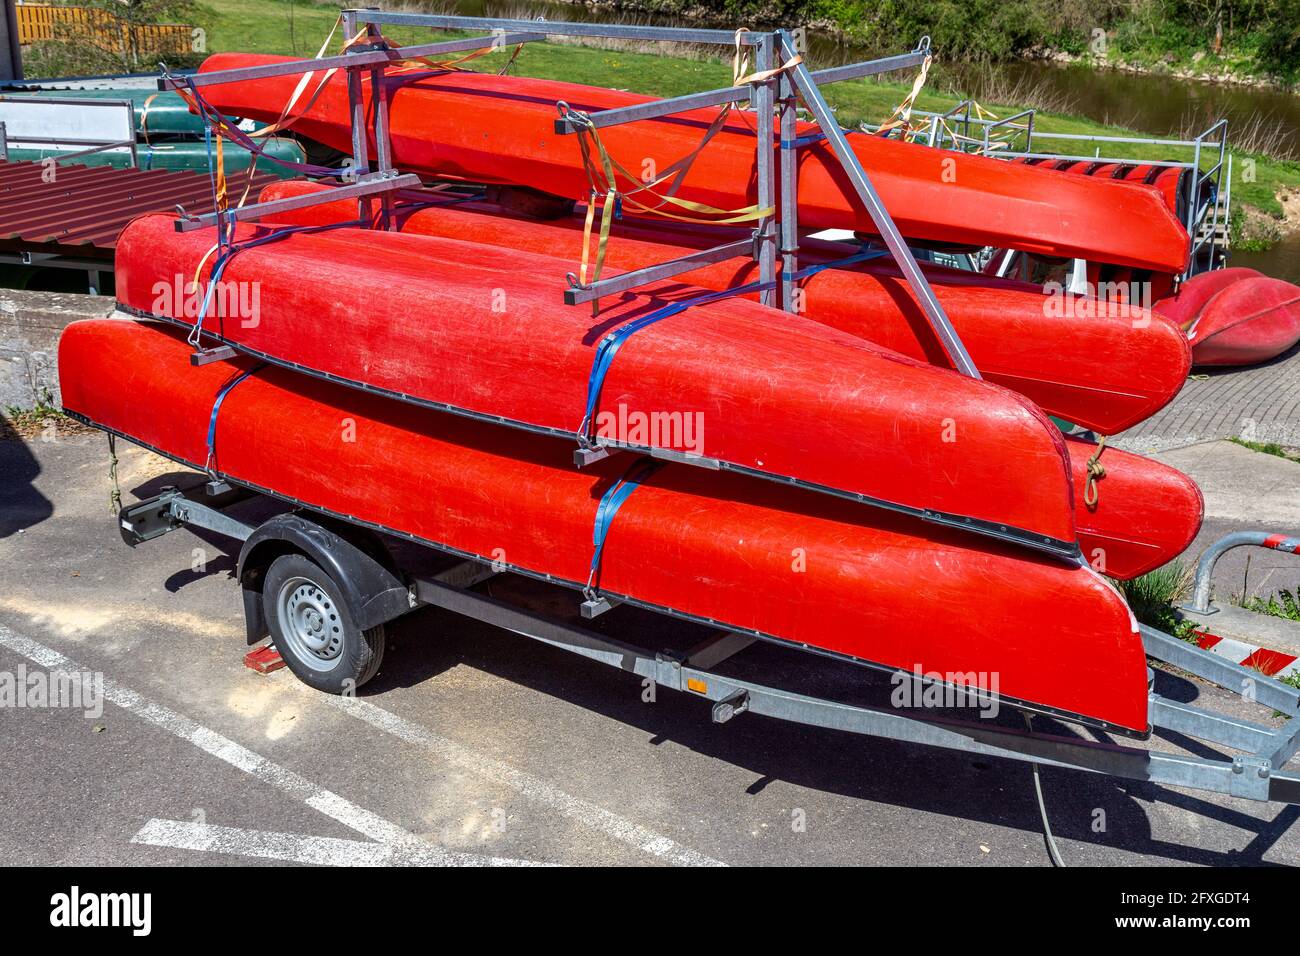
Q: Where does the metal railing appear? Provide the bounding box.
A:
[1184,531,1300,614]
[0,94,138,166]
[870,103,1231,277]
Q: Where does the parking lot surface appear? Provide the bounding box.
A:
[3,431,1299,866]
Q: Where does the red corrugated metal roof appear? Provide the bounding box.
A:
[0,159,282,250]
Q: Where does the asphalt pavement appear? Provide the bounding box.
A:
[2,429,1299,866]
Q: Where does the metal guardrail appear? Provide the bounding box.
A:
[1185,531,1300,614]
[874,104,1232,278]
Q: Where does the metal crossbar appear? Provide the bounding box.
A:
[161,11,978,377]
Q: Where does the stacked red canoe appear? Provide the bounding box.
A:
[59,49,1229,737]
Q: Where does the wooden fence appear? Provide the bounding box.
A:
[16,3,194,60]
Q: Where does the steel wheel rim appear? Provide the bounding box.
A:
[276,576,344,672]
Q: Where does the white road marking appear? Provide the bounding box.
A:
[132,819,542,867]
[298,681,726,867]
[1,620,717,866]
[0,624,433,852]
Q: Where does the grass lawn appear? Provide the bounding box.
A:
[194,0,1300,229]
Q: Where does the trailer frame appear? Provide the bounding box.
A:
[115,478,1300,809]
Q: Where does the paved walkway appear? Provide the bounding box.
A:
[1114,345,1300,454]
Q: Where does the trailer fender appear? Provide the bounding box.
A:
[237,512,411,645]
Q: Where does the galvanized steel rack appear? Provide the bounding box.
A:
[159,10,979,380]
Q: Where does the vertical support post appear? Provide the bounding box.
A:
[360,8,394,229]
[0,0,21,82]
[128,105,139,168]
[341,9,373,224]
[1186,130,1203,280]
[0,121,7,162]
[777,70,799,313]
[778,29,980,379]
[752,33,776,308]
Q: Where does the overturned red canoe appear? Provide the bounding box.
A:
[1162,271,1300,366]
[58,317,1151,732]
[194,52,1191,273]
[255,181,1200,578]
[1152,267,1259,328]
[260,179,1193,435]
[1065,437,1203,580]
[116,212,1082,555]
[1013,158,1205,234]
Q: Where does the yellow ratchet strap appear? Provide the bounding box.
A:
[875,54,932,136]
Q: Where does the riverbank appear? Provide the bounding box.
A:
[1023,47,1299,94]
[182,0,1300,251]
[572,0,1300,86]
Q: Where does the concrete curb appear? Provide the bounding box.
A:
[1176,604,1300,680]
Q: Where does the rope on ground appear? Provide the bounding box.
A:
[1024,713,1067,867]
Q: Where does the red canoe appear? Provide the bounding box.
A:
[1152,267,1259,327]
[253,181,1204,578]
[58,317,1151,732]
[260,179,1193,435]
[116,213,1082,555]
[1014,158,1202,234]
[1168,271,1300,366]
[194,52,1190,273]
[1065,436,1203,579]
[259,181,1200,579]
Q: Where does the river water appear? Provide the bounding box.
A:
[444,0,1299,280]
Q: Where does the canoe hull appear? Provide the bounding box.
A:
[259,179,1193,436]
[195,52,1191,273]
[58,317,1151,733]
[1187,276,1300,366]
[115,212,1082,553]
[257,180,1204,578]
[1155,268,1300,366]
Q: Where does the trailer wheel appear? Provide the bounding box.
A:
[263,553,385,693]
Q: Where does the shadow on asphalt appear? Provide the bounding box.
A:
[100,465,1300,866]
[357,575,1300,867]
[0,424,53,539]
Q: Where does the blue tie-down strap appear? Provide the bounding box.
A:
[780,126,860,150]
[585,458,665,598]
[578,279,774,447]
[783,245,889,283]
[578,245,887,449]
[189,217,366,348]
[205,363,266,475]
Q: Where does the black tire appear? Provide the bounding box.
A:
[262,553,385,693]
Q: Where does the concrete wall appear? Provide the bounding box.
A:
[0,289,114,410]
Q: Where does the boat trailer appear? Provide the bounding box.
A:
[120,481,1300,813]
